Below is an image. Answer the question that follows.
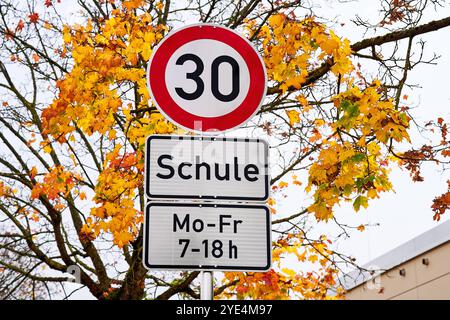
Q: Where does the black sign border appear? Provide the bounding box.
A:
[145,135,270,201]
[143,202,272,271]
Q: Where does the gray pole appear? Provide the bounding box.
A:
[200,271,213,300]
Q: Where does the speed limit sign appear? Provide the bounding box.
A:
[147,24,267,133]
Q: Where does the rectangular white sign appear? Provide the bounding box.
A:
[143,203,271,271]
[145,135,269,201]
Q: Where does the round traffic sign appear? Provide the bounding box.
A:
[147,24,267,134]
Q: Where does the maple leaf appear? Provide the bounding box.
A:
[442,149,450,157]
[4,28,14,40]
[28,12,39,23]
[43,145,52,154]
[16,19,25,32]
[122,0,144,10]
[286,110,300,126]
[353,195,368,212]
[282,268,296,277]
[29,166,38,179]
[431,183,450,221]
[268,14,285,27]
[279,181,289,188]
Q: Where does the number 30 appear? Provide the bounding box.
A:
[175,53,240,102]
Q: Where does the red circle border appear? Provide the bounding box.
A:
[147,25,266,133]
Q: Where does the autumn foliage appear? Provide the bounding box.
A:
[0,0,449,300]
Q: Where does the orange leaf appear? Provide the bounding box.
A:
[29,166,38,179]
[16,20,24,32]
[279,181,289,188]
[28,12,39,24]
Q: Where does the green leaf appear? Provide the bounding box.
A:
[347,103,360,118]
[353,195,368,212]
[350,153,365,163]
[340,100,351,111]
[343,184,353,196]
[340,100,359,117]
[399,113,408,126]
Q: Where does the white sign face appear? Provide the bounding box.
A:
[143,203,271,271]
[165,39,251,118]
[145,135,269,201]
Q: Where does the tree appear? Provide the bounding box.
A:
[0,0,449,300]
[0,225,64,299]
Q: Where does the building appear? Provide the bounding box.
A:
[343,219,450,300]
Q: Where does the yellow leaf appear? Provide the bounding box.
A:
[282,268,296,277]
[367,189,378,199]
[108,129,117,140]
[286,109,300,126]
[43,145,52,154]
[314,119,325,126]
[279,181,289,188]
[268,14,285,28]
[320,37,340,55]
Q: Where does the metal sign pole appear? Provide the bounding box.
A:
[200,271,213,300]
[194,128,214,301]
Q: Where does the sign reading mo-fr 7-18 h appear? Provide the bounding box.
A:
[147,24,267,133]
